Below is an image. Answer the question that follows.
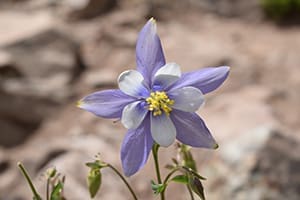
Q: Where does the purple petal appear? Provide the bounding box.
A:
[78,89,136,119]
[136,18,166,86]
[169,66,230,94]
[121,116,153,176]
[170,109,218,148]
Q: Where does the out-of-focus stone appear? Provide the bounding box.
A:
[0,11,54,47]
[194,0,262,18]
[0,17,85,147]
[0,51,22,79]
[204,127,300,200]
[3,29,82,83]
[252,131,300,199]
[200,85,277,143]
[0,118,30,148]
[0,90,59,147]
[0,2,300,200]
[65,0,118,19]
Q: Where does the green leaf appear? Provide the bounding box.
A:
[87,168,102,198]
[180,144,197,171]
[165,164,175,170]
[86,162,101,169]
[151,180,165,195]
[86,160,107,169]
[182,166,206,180]
[171,175,189,184]
[171,158,178,165]
[50,182,64,200]
[189,176,205,200]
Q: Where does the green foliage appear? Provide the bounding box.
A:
[87,168,102,198]
[18,162,66,200]
[17,162,42,200]
[86,160,106,198]
[162,143,208,199]
[261,0,300,22]
[170,175,189,184]
[178,144,197,172]
[85,158,138,199]
[151,180,166,195]
[188,176,205,200]
[50,182,64,200]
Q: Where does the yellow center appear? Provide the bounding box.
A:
[146,91,174,116]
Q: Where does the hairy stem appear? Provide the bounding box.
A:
[46,178,50,200]
[17,162,42,200]
[107,164,138,200]
[187,185,195,200]
[152,143,165,200]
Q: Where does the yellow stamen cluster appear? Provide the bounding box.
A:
[146,91,174,116]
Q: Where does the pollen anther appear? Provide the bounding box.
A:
[146,91,174,116]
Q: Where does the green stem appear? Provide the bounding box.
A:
[17,162,42,200]
[46,178,50,200]
[107,164,138,200]
[187,185,195,200]
[152,144,165,200]
[163,167,195,200]
[163,167,180,184]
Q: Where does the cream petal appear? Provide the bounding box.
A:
[169,86,204,112]
[153,63,181,89]
[150,114,176,147]
[121,101,148,129]
[118,70,148,97]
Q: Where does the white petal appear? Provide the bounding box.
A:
[153,63,181,89]
[151,114,176,147]
[118,70,148,97]
[121,101,148,129]
[169,86,204,112]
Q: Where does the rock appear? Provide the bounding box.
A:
[203,128,300,200]
[65,0,118,19]
[3,29,83,83]
[0,118,31,148]
[0,14,86,147]
[0,51,22,79]
[194,0,262,19]
[0,11,54,47]
[0,90,59,147]
[2,131,126,199]
[0,2,300,200]
[251,131,300,199]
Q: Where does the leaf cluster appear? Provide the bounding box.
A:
[261,0,300,23]
[18,163,66,200]
[152,143,207,200]
[86,160,108,198]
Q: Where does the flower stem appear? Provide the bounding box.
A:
[46,178,50,200]
[17,162,42,200]
[187,185,195,200]
[107,164,138,200]
[163,167,180,184]
[152,143,165,200]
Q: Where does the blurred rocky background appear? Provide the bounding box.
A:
[0,0,300,199]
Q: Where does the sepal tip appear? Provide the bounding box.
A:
[213,143,219,149]
[76,100,83,108]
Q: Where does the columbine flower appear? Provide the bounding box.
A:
[78,18,229,176]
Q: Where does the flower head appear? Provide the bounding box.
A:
[78,18,230,176]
